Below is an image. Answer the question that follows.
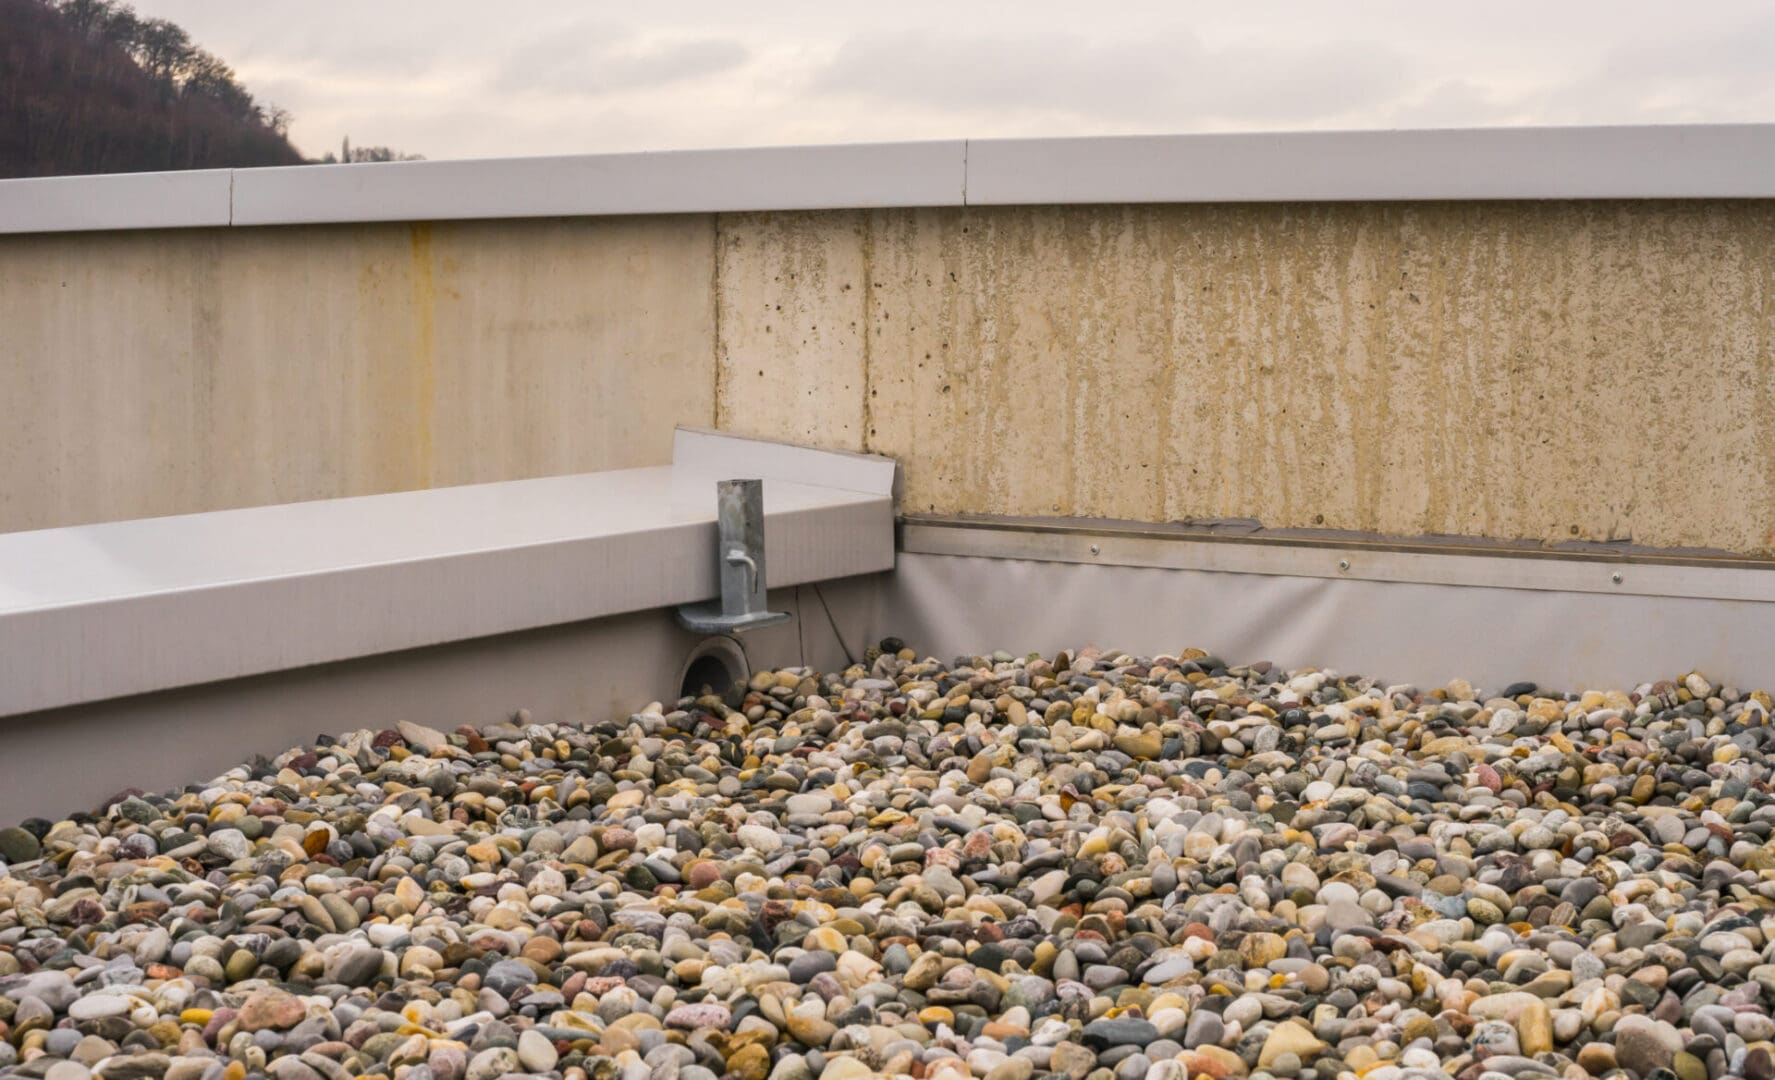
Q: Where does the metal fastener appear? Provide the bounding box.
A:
[1088,544,1101,556]
[1611,572,1623,585]
[1337,559,1351,572]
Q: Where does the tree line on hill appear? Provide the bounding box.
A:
[0,0,418,178]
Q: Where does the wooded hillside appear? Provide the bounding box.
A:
[0,0,305,178]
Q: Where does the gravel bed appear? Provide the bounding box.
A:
[1,640,1772,1080]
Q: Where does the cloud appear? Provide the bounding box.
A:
[1538,11,1775,123]
[123,0,1775,161]
[810,29,1418,130]
[1375,80,1534,130]
[493,23,750,97]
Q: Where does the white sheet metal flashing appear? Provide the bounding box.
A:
[230,140,966,226]
[4,124,1773,235]
[878,553,1775,698]
[0,167,233,233]
[673,427,900,498]
[901,516,1775,604]
[965,125,1775,204]
[0,430,895,717]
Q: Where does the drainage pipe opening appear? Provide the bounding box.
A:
[679,635,749,703]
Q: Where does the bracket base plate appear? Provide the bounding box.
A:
[674,604,791,635]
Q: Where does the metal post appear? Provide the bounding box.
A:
[717,480,766,617]
[676,478,789,634]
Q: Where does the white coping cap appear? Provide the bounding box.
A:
[3,125,1772,235]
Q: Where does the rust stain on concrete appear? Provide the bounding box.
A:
[410,222,437,487]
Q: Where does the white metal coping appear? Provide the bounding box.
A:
[0,429,897,718]
[3,124,1774,234]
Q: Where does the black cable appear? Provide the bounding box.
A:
[795,584,807,668]
[813,581,858,666]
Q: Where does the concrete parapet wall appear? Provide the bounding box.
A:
[0,216,715,530]
[5,201,1774,554]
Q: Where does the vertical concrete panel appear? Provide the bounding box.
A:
[0,231,213,528]
[856,202,1775,554]
[0,216,716,532]
[421,216,718,487]
[715,212,868,451]
[861,208,1003,511]
[199,224,428,513]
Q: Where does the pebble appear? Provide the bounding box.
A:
[1,646,1773,1080]
[66,994,131,1022]
[515,1029,557,1073]
[1614,1014,1685,1075]
[0,825,40,864]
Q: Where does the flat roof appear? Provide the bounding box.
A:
[2,124,1773,235]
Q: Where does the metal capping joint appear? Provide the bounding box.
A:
[896,515,1775,604]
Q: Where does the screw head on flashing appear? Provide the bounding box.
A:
[1611,571,1624,585]
[1088,544,1101,556]
[1337,559,1351,572]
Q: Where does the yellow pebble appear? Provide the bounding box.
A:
[396,1023,445,1038]
[180,1008,213,1026]
[918,1006,955,1027]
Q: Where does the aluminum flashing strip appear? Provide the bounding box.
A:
[5,125,1775,235]
[965,125,1775,204]
[900,518,1775,603]
[0,168,232,233]
[230,141,967,226]
[0,433,894,717]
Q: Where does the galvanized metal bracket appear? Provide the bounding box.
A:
[676,478,791,634]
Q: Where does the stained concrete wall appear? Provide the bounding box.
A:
[0,216,716,531]
[717,203,1775,555]
[7,202,1775,555]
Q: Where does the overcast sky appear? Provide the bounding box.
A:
[133,1,1775,162]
